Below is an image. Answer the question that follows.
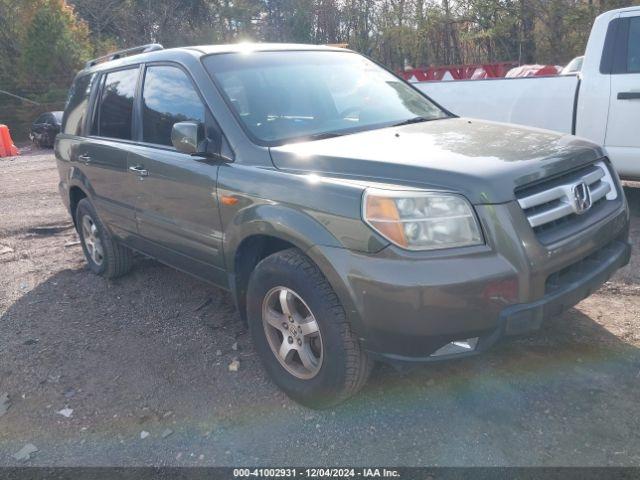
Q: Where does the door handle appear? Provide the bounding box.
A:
[617,91,640,100]
[78,153,91,164]
[128,165,149,177]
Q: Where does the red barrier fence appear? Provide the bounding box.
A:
[400,62,519,81]
[399,62,562,82]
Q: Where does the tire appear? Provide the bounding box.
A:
[247,248,373,408]
[75,198,133,279]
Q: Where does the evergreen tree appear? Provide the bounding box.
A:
[20,0,92,93]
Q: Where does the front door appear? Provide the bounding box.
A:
[606,13,640,178]
[127,64,225,286]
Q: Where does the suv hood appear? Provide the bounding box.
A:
[269,118,605,204]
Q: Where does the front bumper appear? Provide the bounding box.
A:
[500,240,630,337]
[308,200,630,363]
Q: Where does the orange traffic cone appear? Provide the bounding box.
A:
[0,124,19,157]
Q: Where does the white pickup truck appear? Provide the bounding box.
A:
[415,6,640,180]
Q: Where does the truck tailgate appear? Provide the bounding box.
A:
[414,75,580,134]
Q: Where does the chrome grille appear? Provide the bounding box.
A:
[516,161,618,241]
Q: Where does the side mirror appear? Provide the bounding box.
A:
[170,121,233,162]
[171,121,203,155]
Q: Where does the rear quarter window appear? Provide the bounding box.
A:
[62,73,96,136]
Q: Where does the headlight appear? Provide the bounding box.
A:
[362,188,483,251]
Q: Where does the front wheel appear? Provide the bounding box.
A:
[247,248,373,408]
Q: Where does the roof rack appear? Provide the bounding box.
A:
[85,43,164,68]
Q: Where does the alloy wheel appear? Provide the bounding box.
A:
[81,214,104,266]
[262,286,323,380]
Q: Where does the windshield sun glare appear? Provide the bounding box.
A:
[203,51,449,145]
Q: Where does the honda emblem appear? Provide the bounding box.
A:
[571,182,592,215]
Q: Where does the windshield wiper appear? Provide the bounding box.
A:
[301,118,436,142]
[391,116,432,127]
[307,131,349,141]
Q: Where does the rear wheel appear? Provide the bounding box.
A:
[75,198,133,279]
[247,248,372,408]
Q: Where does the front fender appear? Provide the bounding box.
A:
[223,203,343,272]
[223,203,372,336]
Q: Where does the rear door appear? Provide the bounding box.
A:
[80,66,141,237]
[126,63,226,286]
[605,12,640,178]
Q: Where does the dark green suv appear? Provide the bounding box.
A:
[56,43,631,407]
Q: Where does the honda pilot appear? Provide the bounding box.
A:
[55,43,631,407]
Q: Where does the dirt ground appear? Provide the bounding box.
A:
[1,147,639,467]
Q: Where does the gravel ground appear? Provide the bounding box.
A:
[1,148,639,467]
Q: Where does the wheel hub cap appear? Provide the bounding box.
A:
[81,214,104,266]
[262,287,323,380]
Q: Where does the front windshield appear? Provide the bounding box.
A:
[203,50,449,145]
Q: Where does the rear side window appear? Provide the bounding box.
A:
[141,65,205,146]
[628,17,640,73]
[93,68,139,140]
[62,73,96,135]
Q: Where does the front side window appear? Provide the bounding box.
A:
[93,68,138,140]
[141,65,205,146]
[203,50,448,145]
[628,17,640,73]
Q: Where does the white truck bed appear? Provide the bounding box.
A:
[412,6,640,180]
[414,75,579,134]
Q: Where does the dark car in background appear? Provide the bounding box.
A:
[30,111,63,148]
